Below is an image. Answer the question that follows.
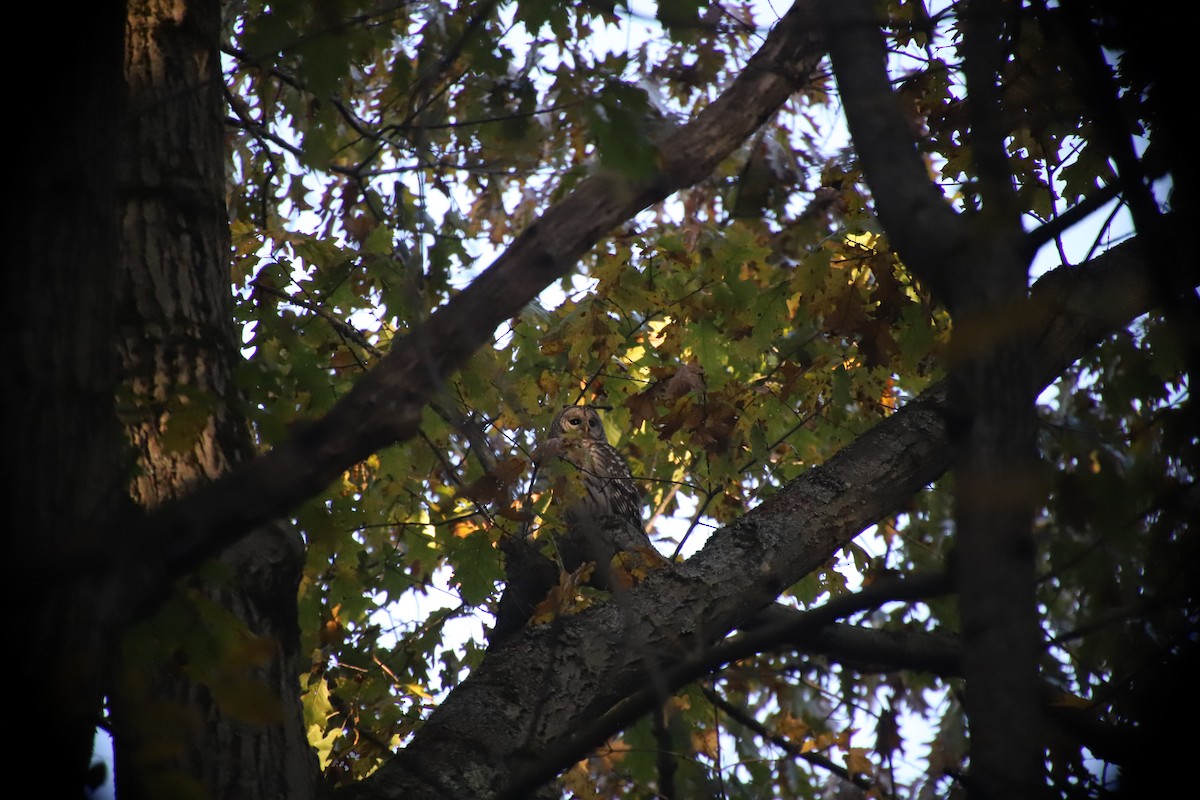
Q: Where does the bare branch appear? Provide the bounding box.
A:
[704,686,871,793]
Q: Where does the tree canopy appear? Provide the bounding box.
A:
[16,1,1196,799]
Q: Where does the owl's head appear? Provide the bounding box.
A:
[550,405,606,441]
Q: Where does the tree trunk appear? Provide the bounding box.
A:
[107,0,316,797]
[952,3,1045,795]
[822,0,1045,792]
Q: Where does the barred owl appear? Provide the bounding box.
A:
[539,405,643,534]
[493,407,647,640]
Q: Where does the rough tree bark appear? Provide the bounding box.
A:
[108,0,315,797]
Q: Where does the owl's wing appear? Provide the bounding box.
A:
[590,442,644,528]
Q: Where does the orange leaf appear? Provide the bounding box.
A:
[846,747,873,777]
[691,728,719,759]
[775,712,810,743]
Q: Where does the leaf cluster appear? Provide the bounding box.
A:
[191,0,1198,795]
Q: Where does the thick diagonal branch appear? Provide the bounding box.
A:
[91,0,828,618]
[342,240,1157,800]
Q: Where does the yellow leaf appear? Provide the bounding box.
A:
[846,746,873,777]
[561,762,599,800]
[452,519,480,538]
[786,292,801,319]
[530,563,595,623]
[691,728,719,759]
[844,231,879,250]
[814,730,850,750]
[403,682,432,700]
[775,712,810,743]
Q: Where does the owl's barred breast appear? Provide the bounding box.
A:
[541,405,644,532]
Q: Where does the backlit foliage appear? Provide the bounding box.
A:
[211,1,1191,795]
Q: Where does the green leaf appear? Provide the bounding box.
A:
[448,530,503,607]
[589,81,660,180]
